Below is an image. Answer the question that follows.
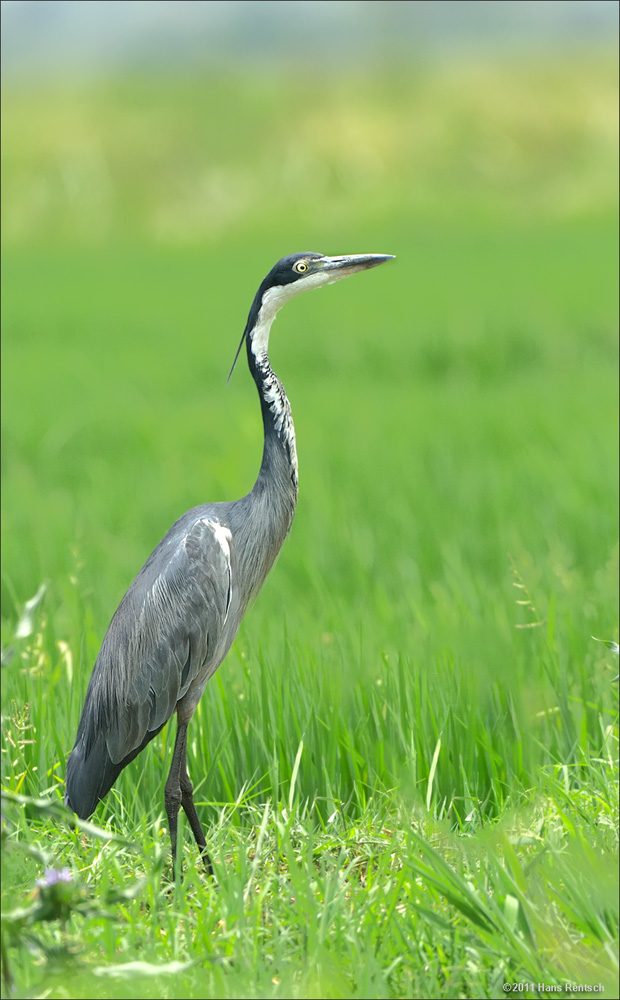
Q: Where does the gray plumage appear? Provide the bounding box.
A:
[64,251,394,874]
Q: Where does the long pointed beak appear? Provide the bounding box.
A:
[316,253,395,277]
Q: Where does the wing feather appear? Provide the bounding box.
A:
[65,515,232,818]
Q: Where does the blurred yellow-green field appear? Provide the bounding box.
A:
[2,53,618,245]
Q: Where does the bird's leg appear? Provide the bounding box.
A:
[164,717,214,879]
[179,760,214,878]
[164,721,187,877]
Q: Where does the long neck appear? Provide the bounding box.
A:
[246,337,298,501]
[222,338,298,617]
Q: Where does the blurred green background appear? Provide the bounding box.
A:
[2,0,618,789]
[2,0,618,774]
[3,35,618,631]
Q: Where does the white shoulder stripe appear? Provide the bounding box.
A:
[202,519,232,561]
[201,519,232,622]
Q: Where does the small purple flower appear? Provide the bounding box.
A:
[36,867,72,888]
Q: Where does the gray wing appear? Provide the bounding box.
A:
[65,515,232,818]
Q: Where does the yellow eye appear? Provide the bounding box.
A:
[293,260,308,274]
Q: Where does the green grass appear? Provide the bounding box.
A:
[1,52,619,999]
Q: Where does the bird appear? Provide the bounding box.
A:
[64,251,394,875]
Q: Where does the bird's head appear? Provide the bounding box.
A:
[228,251,395,380]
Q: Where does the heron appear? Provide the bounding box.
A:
[64,251,394,875]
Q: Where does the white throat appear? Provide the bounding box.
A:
[250,271,339,360]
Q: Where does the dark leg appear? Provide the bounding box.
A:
[164,720,187,875]
[164,719,214,878]
[180,760,214,878]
